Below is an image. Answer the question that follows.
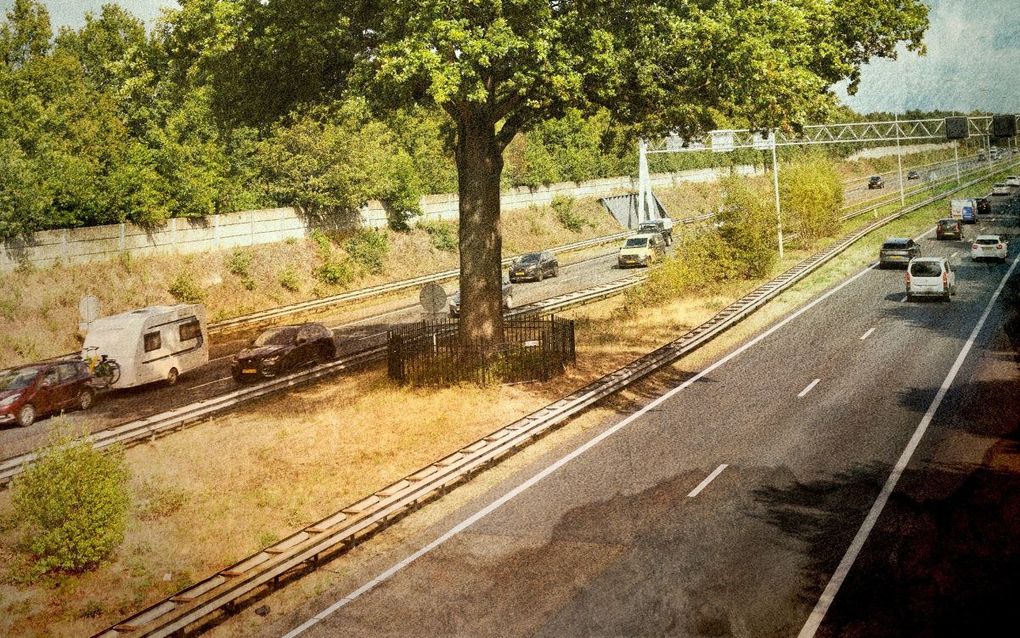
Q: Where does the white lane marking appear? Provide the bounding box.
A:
[859,327,876,341]
[900,295,909,303]
[282,261,881,638]
[687,464,729,498]
[190,377,232,391]
[798,252,1019,638]
[797,379,821,398]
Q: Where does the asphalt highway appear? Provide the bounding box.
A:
[273,195,1018,637]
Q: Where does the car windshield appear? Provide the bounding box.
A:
[910,261,943,277]
[253,328,297,347]
[938,220,956,228]
[625,238,648,248]
[976,238,1000,245]
[870,176,881,181]
[882,240,908,249]
[517,253,541,264]
[0,367,41,391]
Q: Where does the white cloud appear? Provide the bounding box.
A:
[839,0,1020,113]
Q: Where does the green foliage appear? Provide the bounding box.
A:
[278,266,300,292]
[551,195,591,232]
[780,155,844,246]
[626,230,743,307]
[168,271,205,303]
[717,176,779,278]
[344,229,389,274]
[314,259,356,287]
[225,248,252,278]
[420,220,458,253]
[10,424,130,575]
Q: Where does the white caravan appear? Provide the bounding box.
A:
[82,304,209,388]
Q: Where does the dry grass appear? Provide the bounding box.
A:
[0,166,1005,636]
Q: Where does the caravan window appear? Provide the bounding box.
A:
[179,320,202,342]
[144,332,162,352]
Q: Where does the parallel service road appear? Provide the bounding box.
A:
[276,198,1018,637]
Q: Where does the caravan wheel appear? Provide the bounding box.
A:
[166,368,179,387]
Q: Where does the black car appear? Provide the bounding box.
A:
[231,323,336,382]
[878,237,921,268]
[977,197,991,215]
[868,175,885,189]
[907,170,920,180]
[509,251,559,282]
[449,278,513,318]
[935,218,962,241]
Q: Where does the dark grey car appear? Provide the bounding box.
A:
[508,251,559,282]
[879,237,921,268]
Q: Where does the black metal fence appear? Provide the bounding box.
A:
[388,317,576,386]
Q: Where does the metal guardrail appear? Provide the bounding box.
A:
[205,231,633,334]
[91,162,1018,638]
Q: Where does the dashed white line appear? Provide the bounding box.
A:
[190,376,232,391]
[798,251,1020,638]
[798,379,821,398]
[687,464,729,498]
[900,294,909,303]
[859,327,876,341]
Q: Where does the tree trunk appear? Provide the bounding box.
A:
[456,110,505,348]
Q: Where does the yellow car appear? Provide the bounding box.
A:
[618,233,666,268]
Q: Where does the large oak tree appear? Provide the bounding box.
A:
[198,0,927,347]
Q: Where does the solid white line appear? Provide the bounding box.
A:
[190,377,232,391]
[687,464,729,498]
[859,327,876,341]
[281,261,881,638]
[798,252,1019,638]
[798,379,821,398]
[900,295,909,303]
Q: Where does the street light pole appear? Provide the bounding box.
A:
[954,140,960,184]
[771,132,784,261]
[895,114,905,206]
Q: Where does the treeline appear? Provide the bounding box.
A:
[0,1,963,240]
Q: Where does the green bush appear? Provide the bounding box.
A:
[420,220,458,252]
[717,176,779,278]
[551,195,589,232]
[315,259,356,286]
[225,248,253,278]
[309,229,333,256]
[10,425,130,575]
[780,155,844,246]
[168,271,205,303]
[278,267,301,292]
[344,229,389,274]
[625,229,743,307]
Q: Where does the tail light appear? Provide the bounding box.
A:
[972,244,979,249]
[904,272,911,286]
[942,272,948,288]
[997,244,1004,249]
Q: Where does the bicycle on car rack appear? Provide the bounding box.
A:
[82,346,121,389]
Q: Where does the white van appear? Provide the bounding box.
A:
[82,305,209,388]
[905,258,956,302]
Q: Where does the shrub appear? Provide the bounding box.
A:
[625,229,743,307]
[780,155,844,246]
[551,195,589,232]
[420,220,458,252]
[315,259,356,286]
[717,176,779,278]
[10,425,130,575]
[225,248,253,278]
[278,267,301,292]
[344,229,389,274]
[309,228,333,257]
[168,271,205,303]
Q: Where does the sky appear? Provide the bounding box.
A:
[3,0,1018,114]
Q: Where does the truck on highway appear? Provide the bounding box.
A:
[950,198,977,224]
[637,217,675,246]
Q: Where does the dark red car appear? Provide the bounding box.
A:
[0,360,95,427]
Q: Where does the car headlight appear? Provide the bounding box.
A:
[263,356,280,366]
[0,394,21,408]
